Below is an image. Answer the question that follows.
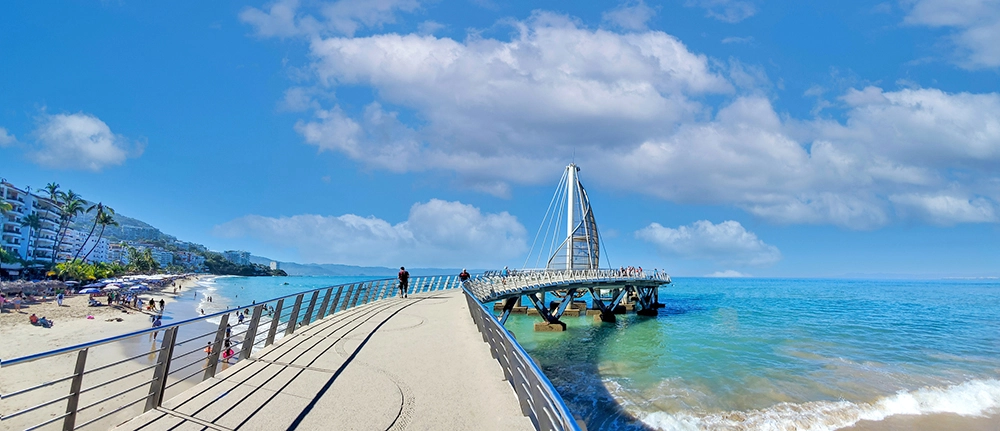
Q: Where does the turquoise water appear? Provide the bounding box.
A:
[505,278,1000,430]
[190,275,384,317]
[198,276,1000,430]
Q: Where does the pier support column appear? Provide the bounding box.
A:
[526,293,566,332]
[636,286,659,316]
[587,287,619,323]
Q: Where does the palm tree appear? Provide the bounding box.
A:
[82,211,118,262]
[74,202,114,261]
[20,213,42,261]
[0,200,12,214]
[42,182,63,202]
[53,191,85,263]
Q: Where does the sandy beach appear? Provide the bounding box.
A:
[0,275,204,359]
[0,275,210,430]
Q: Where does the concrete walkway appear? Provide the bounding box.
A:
[117,290,534,431]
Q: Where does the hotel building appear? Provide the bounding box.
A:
[1,181,63,261]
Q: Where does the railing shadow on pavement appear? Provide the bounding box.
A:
[0,275,457,431]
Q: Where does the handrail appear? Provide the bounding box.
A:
[466,268,671,302]
[461,283,581,431]
[0,274,460,431]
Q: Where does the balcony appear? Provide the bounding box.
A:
[2,226,20,234]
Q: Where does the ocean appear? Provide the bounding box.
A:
[195,276,1000,430]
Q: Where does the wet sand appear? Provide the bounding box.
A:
[844,412,1000,431]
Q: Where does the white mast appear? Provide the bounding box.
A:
[566,163,576,270]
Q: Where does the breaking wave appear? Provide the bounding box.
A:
[641,379,1000,431]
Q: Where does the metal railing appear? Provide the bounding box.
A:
[461,283,581,431]
[0,275,459,431]
[466,269,671,302]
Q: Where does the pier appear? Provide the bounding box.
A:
[115,290,533,430]
[1,164,669,430]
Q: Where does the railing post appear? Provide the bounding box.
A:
[240,305,264,360]
[375,280,389,300]
[145,326,177,412]
[265,298,284,347]
[330,286,344,314]
[318,288,333,319]
[204,313,229,380]
[62,348,88,431]
[360,282,374,304]
[349,283,364,308]
[302,290,319,326]
[285,294,304,336]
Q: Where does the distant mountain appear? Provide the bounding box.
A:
[248,255,466,277]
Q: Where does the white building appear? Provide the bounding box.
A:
[150,248,174,268]
[175,251,205,269]
[58,229,111,263]
[269,261,280,271]
[223,250,250,266]
[1,181,62,261]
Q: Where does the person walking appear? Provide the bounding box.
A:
[151,315,162,340]
[159,298,165,312]
[398,267,410,298]
[56,292,64,307]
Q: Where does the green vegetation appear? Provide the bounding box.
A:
[202,251,287,276]
[123,245,160,274]
[53,260,126,281]
[0,247,17,264]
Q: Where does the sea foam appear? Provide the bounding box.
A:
[641,379,1000,431]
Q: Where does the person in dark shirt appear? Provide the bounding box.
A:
[398,267,410,298]
[459,269,471,285]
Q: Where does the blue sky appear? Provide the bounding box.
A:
[2,0,999,277]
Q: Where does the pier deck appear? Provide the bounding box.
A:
[116,290,533,431]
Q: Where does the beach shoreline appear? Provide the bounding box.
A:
[0,274,205,359]
[0,274,215,430]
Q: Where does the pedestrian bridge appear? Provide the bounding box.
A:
[466,269,671,329]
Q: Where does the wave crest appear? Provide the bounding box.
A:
[642,379,1000,431]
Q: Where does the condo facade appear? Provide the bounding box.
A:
[1,181,64,261]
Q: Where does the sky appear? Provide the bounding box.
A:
[1,0,999,278]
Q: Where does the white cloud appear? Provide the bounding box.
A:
[213,199,527,267]
[29,113,142,171]
[721,36,754,44]
[636,220,781,266]
[902,0,1000,69]
[240,0,420,38]
[298,12,730,190]
[889,193,997,225]
[706,270,751,277]
[602,1,656,31]
[686,0,757,23]
[0,127,16,147]
[250,8,1000,229]
[417,20,444,35]
[607,87,1000,229]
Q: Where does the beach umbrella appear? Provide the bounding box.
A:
[129,285,150,291]
[82,282,105,288]
[103,284,121,290]
[78,288,101,294]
